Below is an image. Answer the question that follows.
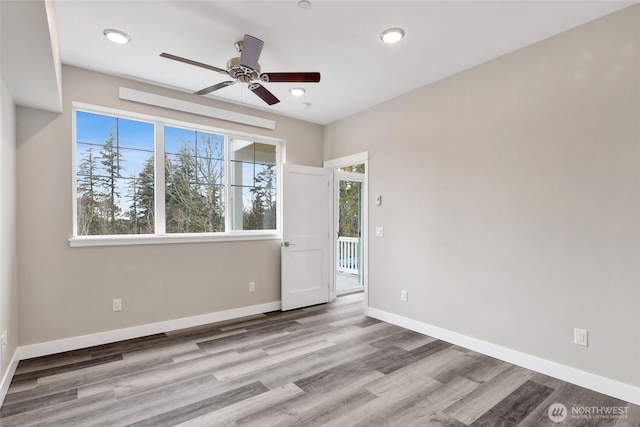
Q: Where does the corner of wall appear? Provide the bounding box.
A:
[0,78,19,408]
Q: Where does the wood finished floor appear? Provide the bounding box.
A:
[1,293,638,427]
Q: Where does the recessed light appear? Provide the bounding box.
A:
[103,29,131,44]
[289,87,306,96]
[297,0,311,9]
[299,102,311,109]
[380,28,405,44]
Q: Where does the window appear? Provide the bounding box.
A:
[73,106,281,242]
[75,111,155,235]
[164,126,225,233]
[230,139,277,231]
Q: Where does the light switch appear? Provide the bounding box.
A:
[375,195,382,206]
[376,227,384,237]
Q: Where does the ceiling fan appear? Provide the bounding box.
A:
[160,34,321,105]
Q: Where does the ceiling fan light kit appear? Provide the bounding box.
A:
[289,87,306,96]
[160,34,321,106]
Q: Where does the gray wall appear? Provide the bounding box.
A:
[16,65,324,345]
[0,80,18,381]
[325,6,639,387]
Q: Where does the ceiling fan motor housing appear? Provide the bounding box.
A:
[226,57,261,83]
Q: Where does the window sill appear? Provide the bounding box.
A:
[69,232,282,248]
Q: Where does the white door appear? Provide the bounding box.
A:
[281,163,331,311]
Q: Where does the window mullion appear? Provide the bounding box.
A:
[155,122,166,235]
[224,135,231,233]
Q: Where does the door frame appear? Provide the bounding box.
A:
[323,152,369,308]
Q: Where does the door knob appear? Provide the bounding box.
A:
[282,241,295,247]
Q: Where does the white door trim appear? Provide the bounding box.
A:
[323,152,369,309]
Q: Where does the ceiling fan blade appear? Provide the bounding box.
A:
[194,81,235,95]
[249,83,280,105]
[160,53,227,74]
[261,72,321,83]
[240,35,264,70]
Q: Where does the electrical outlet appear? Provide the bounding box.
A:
[574,328,588,347]
[249,282,256,292]
[112,299,122,312]
[1,331,7,353]
[400,290,408,302]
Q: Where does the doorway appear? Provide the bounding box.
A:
[323,151,368,305]
[335,164,365,295]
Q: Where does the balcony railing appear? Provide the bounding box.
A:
[337,236,359,274]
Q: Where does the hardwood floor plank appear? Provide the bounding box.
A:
[0,389,77,418]
[349,376,480,426]
[107,352,236,399]
[213,340,335,381]
[293,306,365,327]
[125,381,269,427]
[10,354,123,384]
[173,382,305,427]
[328,314,382,329]
[85,334,172,360]
[373,339,454,375]
[12,352,95,376]
[323,373,443,427]
[365,355,444,399]
[318,321,407,349]
[257,352,363,390]
[105,375,253,427]
[369,329,435,350]
[461,354,511,384]
[0,389,116,427]
[293,346,406,393]
[196,323,303,354]
[470,380,554,426]
[232,323,351,354]
[236,371,384,426]
[121,341,201,363]
[443,364,536,424]
[421,375,483,413]
[262,332,343,356]
[217,316,274,332]
[272,388,378,427]
[3,354,174,405]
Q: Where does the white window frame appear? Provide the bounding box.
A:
[70,102,283,247]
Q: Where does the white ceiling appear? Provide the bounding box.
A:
[47,1,637,124]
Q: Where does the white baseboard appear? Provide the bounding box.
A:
[18,301,281,361]
[366,307,640,406]
[0,348,20,408]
